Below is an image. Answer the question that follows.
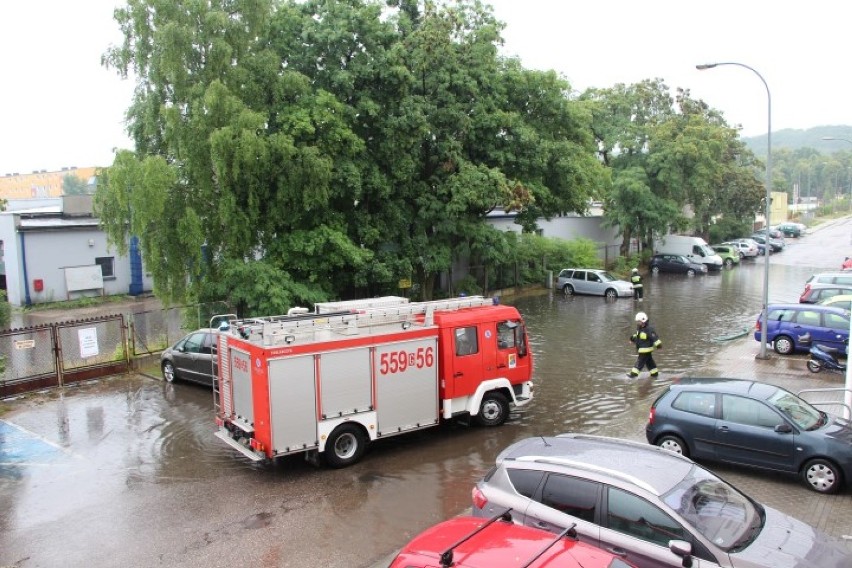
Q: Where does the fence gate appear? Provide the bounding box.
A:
[0,324,59,398]
[55,315,129,386]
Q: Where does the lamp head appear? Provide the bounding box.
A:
[696,63,717,70]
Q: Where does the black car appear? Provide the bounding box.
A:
[646,377,852,494]
[750,234,784,252]
[776,223,803,238]
[648,254,708,276]
[160,328,217,386]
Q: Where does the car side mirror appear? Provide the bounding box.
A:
[775,423,793,434]
[668,540,693,567]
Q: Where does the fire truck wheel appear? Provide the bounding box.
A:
[476,392,509,427]
[324,424,367,468]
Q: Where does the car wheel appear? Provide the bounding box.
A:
[562,284,575,297]
[773,334,795,355]
[802,458,842,494]
[476,392,510,427]
[807,359,823,373]
[324,423,367,468]
[724,258,733,268]
[162,360,177,383]
[651,266,660,275]
[656,435,690,458]
[686,269,695,276]
[738,252,745,259]
[604,288,617,299]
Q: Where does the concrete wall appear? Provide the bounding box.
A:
[444,213,623,290]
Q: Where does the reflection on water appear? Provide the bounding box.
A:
[510,261,819,435]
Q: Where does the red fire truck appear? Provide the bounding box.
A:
[211,296,534,467]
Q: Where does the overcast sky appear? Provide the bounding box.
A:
[1,0,849,175]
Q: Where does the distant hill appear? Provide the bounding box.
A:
[743,125,852,156]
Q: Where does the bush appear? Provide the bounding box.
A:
[708,217,754,244]
[454,275,482,296]
[0,291,10,330]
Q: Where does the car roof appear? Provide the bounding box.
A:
[665,377,780,399]
[807,283,852,290]
[767,303,850,314]
[393,515,617,568]
[495,434,695,496]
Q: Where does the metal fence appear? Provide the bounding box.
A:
[0,315,128,398]
[0,301,232,398]
[129,301,232,356]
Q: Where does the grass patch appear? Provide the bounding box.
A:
[20,294,143,313]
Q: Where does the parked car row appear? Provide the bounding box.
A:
[752,270,852,355]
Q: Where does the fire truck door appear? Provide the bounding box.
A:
[449,325,485,397]
[268,356,319,453]
[496,320,530,384]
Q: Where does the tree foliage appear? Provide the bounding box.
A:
[62,174,91,195]
[96,0,604,313]
[583,80,764,251]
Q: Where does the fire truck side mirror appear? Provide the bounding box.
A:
[517,326,528,357]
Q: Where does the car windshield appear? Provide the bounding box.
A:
[662,465,761,552]
[600,272,617,282]
[767,389,822,430]
[699,245,715,256]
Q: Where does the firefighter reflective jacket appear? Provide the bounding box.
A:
[631,323,661,353]
[631,273,643,289]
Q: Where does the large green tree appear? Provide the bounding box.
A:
[583,80,763,252]
[96,0,604,311]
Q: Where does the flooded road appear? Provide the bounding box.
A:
[1,219,851,567]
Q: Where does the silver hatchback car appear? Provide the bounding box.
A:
[556,268,634,299]
[471,434,851,568]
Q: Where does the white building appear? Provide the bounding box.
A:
[0,195,153,307]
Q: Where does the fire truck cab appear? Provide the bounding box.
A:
[212,296,533,468]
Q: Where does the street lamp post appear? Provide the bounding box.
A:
[821,136,852,419]
[697,62,772,360]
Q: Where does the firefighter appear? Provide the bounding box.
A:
[627,311,661,379]
[630,268,643,301]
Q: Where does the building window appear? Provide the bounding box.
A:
[95,257,115,278]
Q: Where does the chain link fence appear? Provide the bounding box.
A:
[0,301,233,398]
[0,325,59,397]
[130,301,232,356]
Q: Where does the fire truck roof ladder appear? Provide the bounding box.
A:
[218,296,496,347]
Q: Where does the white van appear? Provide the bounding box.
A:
[654,235,723,271]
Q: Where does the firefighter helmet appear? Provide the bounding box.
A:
[632,268,639,273]
[635,312,648,324]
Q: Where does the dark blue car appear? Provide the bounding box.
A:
[646,377,852,494]
[753,303,849,355]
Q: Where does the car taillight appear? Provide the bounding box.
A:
[472,486,487,510]
[648,407,656,425]
[755,318,761,331]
